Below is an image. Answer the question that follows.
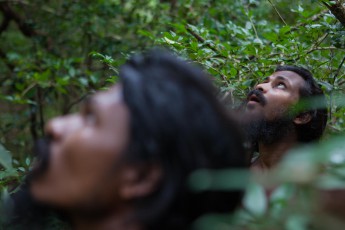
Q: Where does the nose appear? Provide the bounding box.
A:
[45,115,82,141]
[255,82,270,93]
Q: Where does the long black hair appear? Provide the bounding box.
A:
[120,50,247,229]
[3,49,247,229]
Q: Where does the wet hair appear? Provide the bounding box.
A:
[275,65,328,142]
[3,50,247,230]
[120,50,247,229]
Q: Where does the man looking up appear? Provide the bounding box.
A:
[242,65,328,171]
[4,50,247,230]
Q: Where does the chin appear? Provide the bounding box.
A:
[240,109,264,126]
[245,106,262,116]
[3,180,66,229]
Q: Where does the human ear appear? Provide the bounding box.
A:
[294,112,312,125]
[119,164,162,200]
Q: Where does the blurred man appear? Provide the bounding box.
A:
[4,50,247,230]
[242,65,328,171]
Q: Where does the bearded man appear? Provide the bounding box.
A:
[242,65,328,171]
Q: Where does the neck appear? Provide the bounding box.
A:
[71,207,142,230]
[251,132,298,171]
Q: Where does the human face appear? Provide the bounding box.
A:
[246,71,306,121]
[30,85,130,210]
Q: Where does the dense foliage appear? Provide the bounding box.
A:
[1,0,345,229]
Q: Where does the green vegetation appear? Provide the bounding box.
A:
[1,0,345,229]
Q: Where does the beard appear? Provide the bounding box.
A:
[244,116,295,146]
[2,138,63,229]
[241,89,295,146]
[243,113,294,150]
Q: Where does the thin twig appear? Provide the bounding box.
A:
[186,25,221,55]
[312,32,329,49]
[204,64,231,88]
[306,46,343,55]
[333,55,345,83]
[63,92,93,114]
[21,83,37,97]
[29,105,38,142]
[267,0,287,26]
[37,87,45,136]
[246,7,259,40]
[185,24,240,63]
[288,46,344,62]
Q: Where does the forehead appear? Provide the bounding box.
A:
[87,84,129,124]
[92,85,123,108]
[269,70,305,89]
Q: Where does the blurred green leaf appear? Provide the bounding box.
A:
[189,169,249,191]
[285,215,308,230]
[0,144,13,171]
[243,182,267,217]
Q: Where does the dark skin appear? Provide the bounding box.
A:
[30,85,161,230]
[246,70,312,171]
[71,208,140,230]
[247,71,345,224]
[251,134,298,171]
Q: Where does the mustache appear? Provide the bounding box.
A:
[246,89,267,106]
[29,137,51,180]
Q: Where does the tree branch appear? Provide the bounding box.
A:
[333,55,345,83]
[0,2,37,37]
[186,25,220,54]
[0,47,15,71]
[323,0,345,27]
[306,46,344,55]
[37,87,45,136]
[0,13,10,34]
[63,93,92,115]
[29,104,38,142]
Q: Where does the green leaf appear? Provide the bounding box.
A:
[0,144,13,170]
[243,182,267,217]
[163,37,177,45]
[230,68,238,76]
[316,174,345,190]
[286,215,308,230]
[270,184,295,203]
[279,26,291,34]
[298,5,304,13]
[189,169,249,191]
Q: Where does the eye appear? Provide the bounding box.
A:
[276,82,286,89]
